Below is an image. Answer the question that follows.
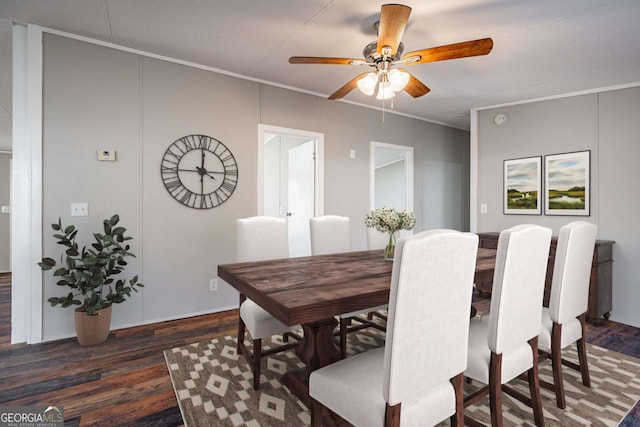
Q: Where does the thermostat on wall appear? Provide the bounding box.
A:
[97,150,116,161]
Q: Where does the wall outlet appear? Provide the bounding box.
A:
[480,203,488,214]
[0,205,9,214]
[209,279,218,291]
[97,150,116,161]
[71,202,88,216]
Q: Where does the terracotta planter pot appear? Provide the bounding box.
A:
[74,305,112,346]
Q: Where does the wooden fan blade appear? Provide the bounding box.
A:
[328,72,370,100]
[399,69,430,98]
[289,56,365,65]
[377,4,411,56]
[402,38,493,65]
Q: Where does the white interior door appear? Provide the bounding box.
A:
[287,141,314,256]
[258,125,324,258]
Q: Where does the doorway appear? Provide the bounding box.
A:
[258,125,324,257]
[370,141,414,234]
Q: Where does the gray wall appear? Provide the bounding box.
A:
[41,34,470,340]
[0,153,9,271]
[476,86,640,328]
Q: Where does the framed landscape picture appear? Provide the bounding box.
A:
[545,150,590,216]
[503,156,542,215]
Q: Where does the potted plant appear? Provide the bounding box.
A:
[38,214,143,346]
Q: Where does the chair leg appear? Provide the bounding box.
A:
[489,352,504,427]
[577,314,591,387]
[237,295,247,355]
[450,373,465,427]
[311,398,324,427]
[339,318,350,359]
[384,403,401,427]
[252,338,262,390]
[528,337,545,427]
[550,322,566,409]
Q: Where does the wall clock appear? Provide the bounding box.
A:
[161,134,238,209]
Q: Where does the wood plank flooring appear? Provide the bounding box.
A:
[1,272,639,426]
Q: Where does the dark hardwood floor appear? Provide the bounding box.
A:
[1,272,639,426]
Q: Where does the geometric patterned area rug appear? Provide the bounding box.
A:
[164,326,640,426]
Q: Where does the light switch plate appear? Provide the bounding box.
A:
[1,205,9,214]
[71,203,88,216]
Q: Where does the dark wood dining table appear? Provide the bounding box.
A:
[218,247,497,406]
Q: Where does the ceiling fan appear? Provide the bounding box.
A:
[289,4,493,101]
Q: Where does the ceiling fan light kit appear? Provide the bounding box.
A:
[288,4,494,105]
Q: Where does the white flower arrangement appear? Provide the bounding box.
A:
[364,207,416,234]
[365,207,416,260]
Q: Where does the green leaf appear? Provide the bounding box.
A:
[38,258,56,270]
[109,214,120,225]
[64,225,75,234]
[53,267,67,277]
[66,248,79,257]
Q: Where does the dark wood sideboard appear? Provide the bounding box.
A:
[476,232,614,323]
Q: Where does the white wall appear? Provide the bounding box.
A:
[476,86,640,327]
[37,33,471,341]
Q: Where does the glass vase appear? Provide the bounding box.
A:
[384,232,396,261]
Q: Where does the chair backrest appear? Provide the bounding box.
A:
[383,229,479,406]
[236,216,289,262]
[309,215,352,255]
[548,221,598,324]
[366,227,389,250]
[488,224,552,354]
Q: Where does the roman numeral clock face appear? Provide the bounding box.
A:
[161,135,238,209]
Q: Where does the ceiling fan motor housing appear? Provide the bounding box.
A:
[363,41,404,63]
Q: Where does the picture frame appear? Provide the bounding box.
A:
[545,150,590,216]
[503,156,542,215]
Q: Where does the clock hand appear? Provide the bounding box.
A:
[204,171,225,181]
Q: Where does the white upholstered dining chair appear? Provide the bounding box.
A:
[309,215,386,359]
[464,224,552,427]
[538,221,597,409]
[235,216,300,390]
[310,229,479,427]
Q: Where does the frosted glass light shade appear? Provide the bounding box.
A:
[376,81,395,100]
[388,69,410,92]
[357,72,378,96]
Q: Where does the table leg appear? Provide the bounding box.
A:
[282,317,340,407]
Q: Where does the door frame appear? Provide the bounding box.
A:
[257,124,324,217]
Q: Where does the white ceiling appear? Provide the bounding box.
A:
[0,0,639,150]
